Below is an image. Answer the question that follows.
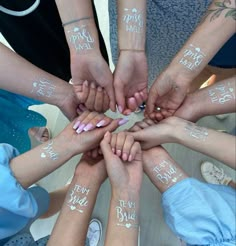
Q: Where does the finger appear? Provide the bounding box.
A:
[100,131,114,160]
[78,104,88,112]
[128,141,141,162]
[110,133,117,154]
[146,83,159,115]
[76,111,98,134]
[115,132,126,157]
[85,82,96,110]
[73,111,90,130]
[127,97,138,112]
[136,120,150,130]
[80,80,90,103]
[129,124,142,132]
[143,118,155,126]
[105,84,116,112]
[103,91,110,112]
[94,86,104,112]
[84,114,112,132]
[122,135,134,161]
[114,82,126,114]
[134,92,143,107]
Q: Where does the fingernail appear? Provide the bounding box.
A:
[118,118,129,126]
[128,154,132,162]
[97,120,106,127]
[118,106,123,113]
[84,80,89,86]
[91,82,96,89]
[97,86,103,92]
[116,149,121,157]
[79,104,87,111]
[112,148,115,153]
[83,123,93,131]
[122,153,128,161]
[104,131,110,137]
[73,121,80,129]
[76,124,85,134]
[98,149,102,155]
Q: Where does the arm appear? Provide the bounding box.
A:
[114,0,148,114]
[10,112,123,188]
[100,132,143,246]
[131,117,236,169]
[146,0,236,117]
[48,155,107,246]
[175,76,236,121]
[55,0,116,111]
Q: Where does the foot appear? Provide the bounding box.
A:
[201,161,232,185]
[29,127,51,142]
[86,218,102,246]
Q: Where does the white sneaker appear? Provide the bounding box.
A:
[87,218,102,246]
[201,161,232,185]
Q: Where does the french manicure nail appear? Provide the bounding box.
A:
[91,82,96,89]
[116,149,121,156]
[97,120,106,127]
[73,121,80,129]
[84,80,89,86]
[128,154,132,162]
[83,123,93,131]
[76,124,85,134]
[118,106,123,113]
[118,118,129,126]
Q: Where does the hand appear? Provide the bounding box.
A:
[129,117,180,150]
[74,154,107,185]
[57,111,129,155]
[100,131,143,192]
[114,51,148,115]
[145,70,190,121]
[71,52,116,111]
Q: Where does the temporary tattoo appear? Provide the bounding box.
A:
[123,8,144,33]
[152,160,183,188]
[67,184,90,213]
[185,122,209,141]
[116,200,138,229]
[67,26,94,51]
[206,1,236,21]
[179,44,206,70]
[41,141,59,160]
[31,78,56,98]
[208,81,235,104]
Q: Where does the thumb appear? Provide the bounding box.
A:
[105,84,116,112]
[114,82,126,114]
[100,131,114,161]
[146,83,159,115]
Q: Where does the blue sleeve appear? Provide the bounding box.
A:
[0,143,38,218]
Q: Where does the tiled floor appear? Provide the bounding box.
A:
[1,1,236,245]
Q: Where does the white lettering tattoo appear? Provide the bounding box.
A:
[67,184,90,213]
[185,122,209,141]
[123,8,143,33]
[179,44,206,70]
[208,81,235,104]
[68,26,94,52]
[116,199,138,229]
[41,141,59,160]
[153,160,183,188]
[31,78,56,98]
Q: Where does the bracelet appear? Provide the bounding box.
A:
[62,16,92,27]
[119,48,145,53]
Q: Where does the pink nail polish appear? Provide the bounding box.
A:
[73,121,80,130]
[118,106,123,113]
[97,120,106,127]
[112,148,115,153]
[123,153,128,161]
[118,118,129,126]
[76,124,85,134]
[116,149,121,157]
[84,123,93,132]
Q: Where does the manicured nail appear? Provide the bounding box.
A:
[97,120,106,127]
[112,148,115,153]
[91,82,96,89]
[118,106,123,113]
[73,121,80,129]
[122,153,128,161]
[97,86,103,92]
[76,124,85,134]
[104,131,110,138]
[84,80,89,86]
[118,118,129,126]
[116,149,121,157]
[79,104,87,111]
[128,154,132,162]
[83,123,93,131]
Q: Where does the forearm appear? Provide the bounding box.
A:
[173,119,236,169]
[0,43,73,107]
[165,0,236,83]
[105,190,140,246]
[48,174,101,246]
[187,76,236,118]
[10,136,75,188]
[117,0,147,50]
[55,0,100,55]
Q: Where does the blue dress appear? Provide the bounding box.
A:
[109,0,236,86]
[0,89,46,153]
